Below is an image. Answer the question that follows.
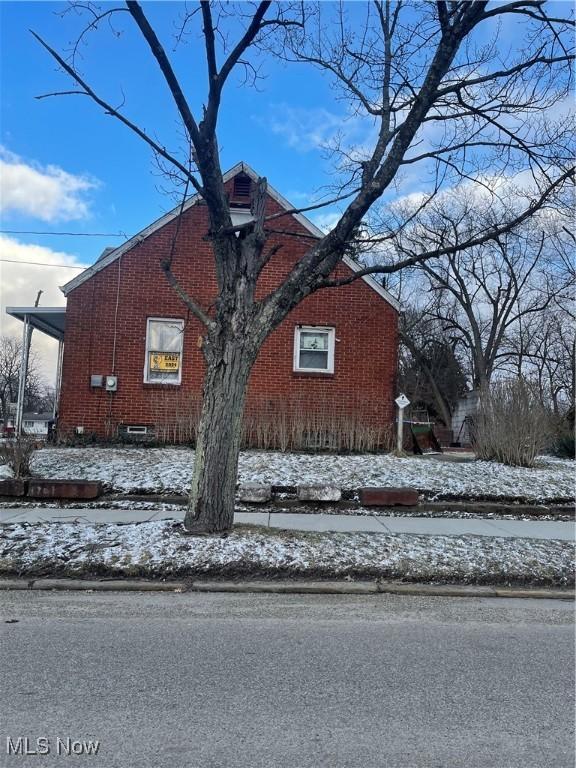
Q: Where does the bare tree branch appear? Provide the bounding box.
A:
[314,167,574,289]
[30,29,203,195]
[125,1,201,146]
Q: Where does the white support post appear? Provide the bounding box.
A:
[397,405,405,453]
[15,314,29,436]
[394,393,410,455]
[54,339,64,418]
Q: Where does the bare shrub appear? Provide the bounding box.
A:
[0,436,39,478]
[471,379,553,467]
[147,391,394,453]
[242,396,394,453]
[152,390,201,444]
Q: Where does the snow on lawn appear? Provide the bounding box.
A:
[0,521,572,586]
[0,446,573,501]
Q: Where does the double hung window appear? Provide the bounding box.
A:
[293,326,335,374]
[144,318,184,384]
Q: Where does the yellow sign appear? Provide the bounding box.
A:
[149,352,180,372]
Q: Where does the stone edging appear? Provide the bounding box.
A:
[0,479,573,512]
[0,479,102,500]
[239,484,419,506]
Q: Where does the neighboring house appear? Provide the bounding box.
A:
[8,163,399,446]
[451,390,480,446]
[22,412,52,437]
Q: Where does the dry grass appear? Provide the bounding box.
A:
[151,390,201,444]
[242,398,394,453]
[150,391,393,453]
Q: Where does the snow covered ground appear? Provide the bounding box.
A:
[0,446,573,502]
[0,521,572,586]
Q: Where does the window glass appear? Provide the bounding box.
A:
[294,327,334,373]
[145,319,184,383]
[299,332,329,369]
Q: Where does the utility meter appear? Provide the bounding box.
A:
[105,375,118,392]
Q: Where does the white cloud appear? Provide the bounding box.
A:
[0,236,86,383]
[390,168,550,219]
[0,147,97,222]
[284,189,313,205]
[267,105,359,153]
[311,211,341,233]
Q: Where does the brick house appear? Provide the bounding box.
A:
[11,163,400,449]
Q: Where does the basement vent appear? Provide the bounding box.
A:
[232,173,252,199]
[126,425,148,435]
[118,424,155,442]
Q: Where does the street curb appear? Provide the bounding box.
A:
[0,577,573,599]
[189,580,574,599]
[0,578,186,592]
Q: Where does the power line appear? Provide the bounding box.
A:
[0,229,126,237]
[0,258,88,269]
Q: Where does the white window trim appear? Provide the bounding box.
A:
[144,317,184,385]
[293,325,335,374]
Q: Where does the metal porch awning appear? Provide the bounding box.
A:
[6,306,66,341]
[5,307,67,435]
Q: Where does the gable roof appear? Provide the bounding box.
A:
[61,161,400,311]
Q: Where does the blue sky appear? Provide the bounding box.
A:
[1,1,343,264]
[0,1,349,378]
[0,1,571,383]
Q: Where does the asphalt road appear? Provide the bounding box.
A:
[0,591,573,768]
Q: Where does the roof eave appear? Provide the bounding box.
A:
[61,161,401,311]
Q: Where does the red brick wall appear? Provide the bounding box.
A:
[58,188,398,441]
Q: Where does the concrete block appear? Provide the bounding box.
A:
[0,478,27,497]
[237,483,272,503]
[359,487,420,507]
[297,485,342,502]
[27,479,102,500]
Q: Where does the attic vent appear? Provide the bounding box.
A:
[232,173,252,199]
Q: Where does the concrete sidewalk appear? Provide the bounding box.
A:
[0,506,573,541]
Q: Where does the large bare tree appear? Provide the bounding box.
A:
[33,1,574,532]
[415,217,570,387]
[514,308,575,414]
[391,186,574,388]
[0,336,46,421]
[398,310,467,426]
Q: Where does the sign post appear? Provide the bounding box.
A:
[394,393,410,453]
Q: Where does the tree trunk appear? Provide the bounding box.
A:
[183,333,256,534]
[473,351,491,392]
